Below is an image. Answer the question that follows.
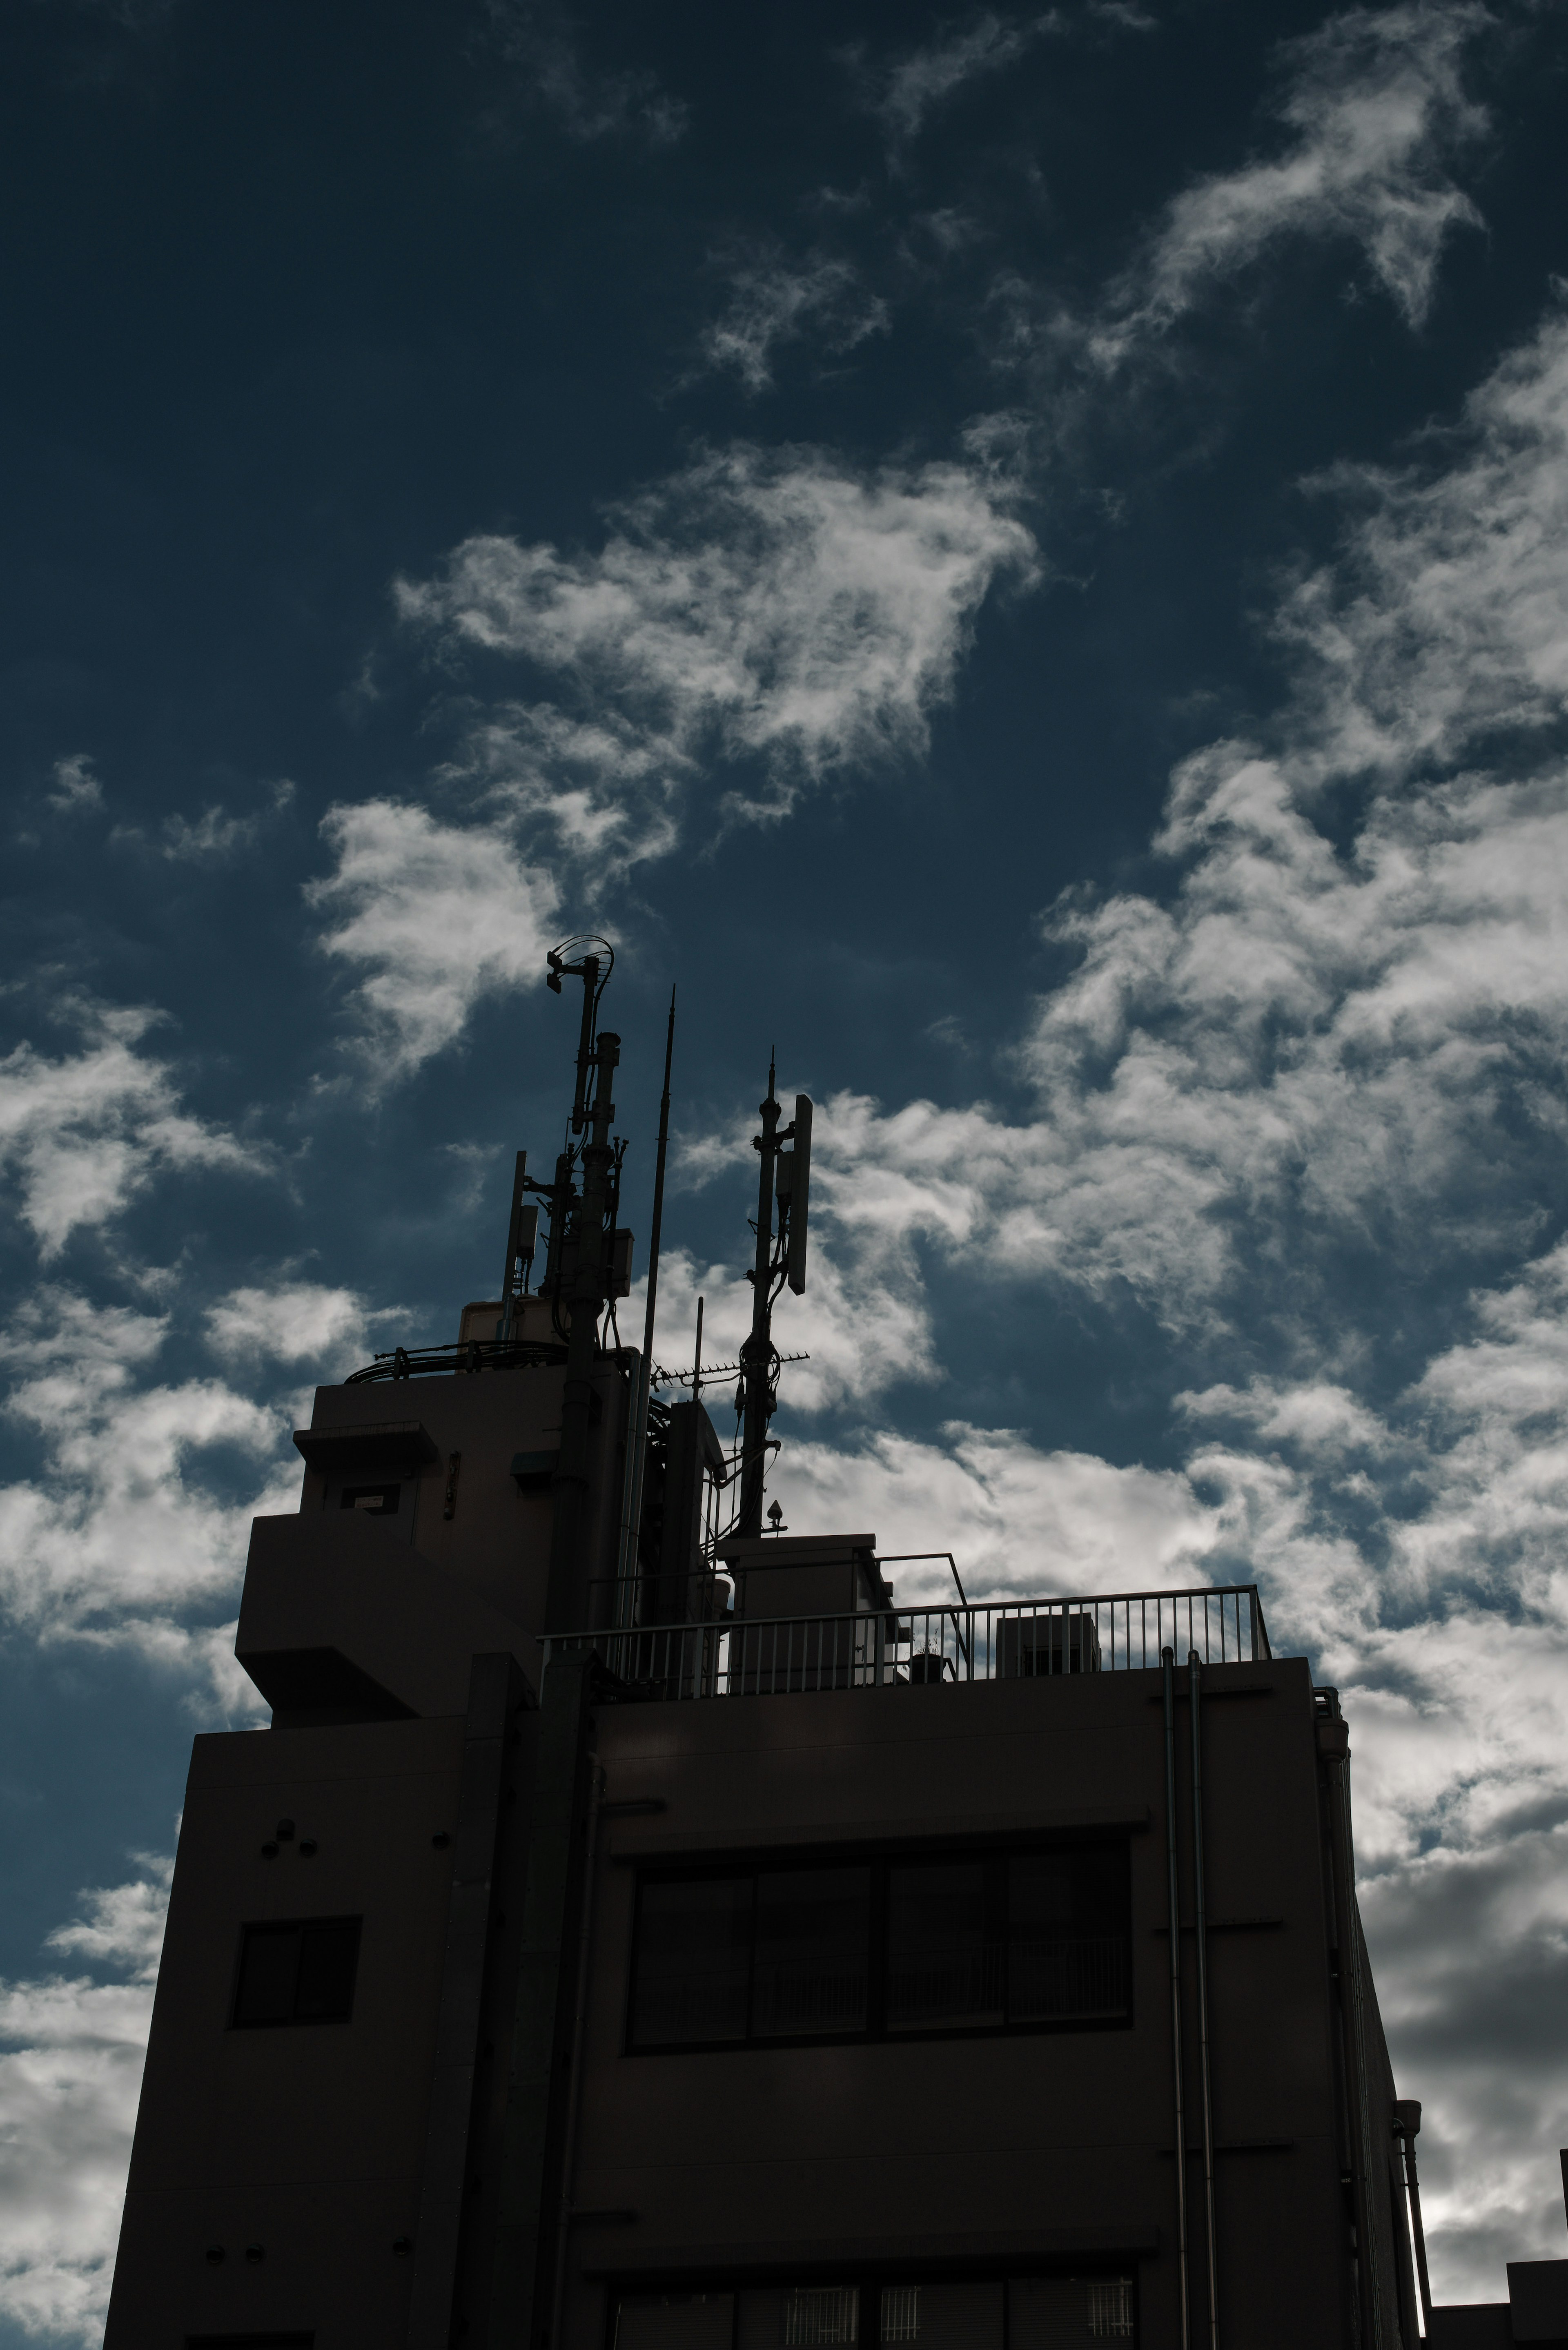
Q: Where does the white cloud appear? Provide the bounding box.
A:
[0,1005,268,1257]
[203,1280,396,1373]
[697,251,889,395]
[315,439,1034,1073]
[46,756,104,817]
[396,438,1037,830]
[0,1286,293,1678]
[306,800,561,1079]
[853,13,1060,144]
[481,0,687,145]
[1283,303,1568,779]
[782,1422,1220,1606]
[637,1236,937,1425]
[1085,0,1488,364]
[0,1859,169,2345]
[155,780,296,862]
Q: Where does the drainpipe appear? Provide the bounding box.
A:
[1163,1648,1191,2350]
[1189,1652,1219,2350]
[548,1751,605,2350]
[1392,2100,1434,2338]
[1319,1698,1388,2350]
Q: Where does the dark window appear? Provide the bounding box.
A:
[630,1878,752,2047]
[187,2337,316,2347]
[1009,1847,1131,2022]
[232,1919,361,2027]
[886,1859,1000,2030]
[628,1847,1128,2051]
[614,2277,1132,2350]
[753,1868,871,2038]
[341,1483,400,1515]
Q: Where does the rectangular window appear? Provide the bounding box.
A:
[186,2337,316,2347]
[737,2287,858,2348]
[630,1878,752,2047]
[628,1846,1128,2051]
[232,1919,361,2027]
[617,2279,1128,2350]
[615,2296,735,2350]
[880,2283,1003,2350]
[753,1867,871,2038]
[886,1860,1001,2031]
[1012,2278,1135,2345]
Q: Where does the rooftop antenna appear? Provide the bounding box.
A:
[692,1295,704,1410]
[735,1052,813,1539]
[541,936,620,1631]
[616,987,676,1623]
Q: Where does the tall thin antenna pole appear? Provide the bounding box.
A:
[693,1296,704,1409]
[616,989,676,1625]
[737,1054,780,1538]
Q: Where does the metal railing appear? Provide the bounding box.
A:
[542,1585,1269,1701]
[346,1335,567,1385]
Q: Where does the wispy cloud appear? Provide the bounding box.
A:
[0,1858,170,2344]
[46,755,104,818]
[1092,1,1490,357]
[480,0,687,146]
[697,250,890,394]
[397,438,1037,826]
[1282,301,1568,778]
[849,12,1060,145]
[0,1003,269,1257]
[314,437,1036,1074]
[203,1278,398,1372]
[0,1286,292,1674]
[306,800,561,1079]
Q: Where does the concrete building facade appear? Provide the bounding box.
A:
[103,973,1440,2348]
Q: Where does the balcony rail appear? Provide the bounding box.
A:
[346,1335,566,1385]
[541,1585,1270,1701]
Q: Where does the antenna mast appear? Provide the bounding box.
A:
[615,988,676,1621]
[735,1055,812,1539]
[541,937,619,1631]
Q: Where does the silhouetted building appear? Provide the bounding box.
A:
[105,953,1439,2348]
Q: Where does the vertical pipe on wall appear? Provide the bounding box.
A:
[1189,1652,1220,2350]
[548,1751,606,2350]
[1163,1646,1192,2350]
[1323,1716,1389,2350]
[1393,2101,1434,2336]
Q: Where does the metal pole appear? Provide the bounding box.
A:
[1189,1652,1219,2350]
[615,992,676,1628]
[737,1059,780,1539]
[547,1751,605,2350]
[1324,1723,1388,2350]
[1163,1646,1191,2350]
[1393,2101,1434,2335]
[546,988,618,1632]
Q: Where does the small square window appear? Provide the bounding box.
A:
[232,1920,361,2027]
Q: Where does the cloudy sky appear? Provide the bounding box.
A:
[3,0,1568,2334]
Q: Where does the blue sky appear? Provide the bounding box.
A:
[4,0,1568,2333]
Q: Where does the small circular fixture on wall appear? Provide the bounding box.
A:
[244,2244,265,2264]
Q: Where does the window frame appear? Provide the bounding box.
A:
[607,2268,1139,2350]
[229,1915,364,2031]
[624,1838,1133,2057]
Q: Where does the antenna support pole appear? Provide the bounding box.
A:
[737,1065,781,1539]
[544,946,619,1631]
